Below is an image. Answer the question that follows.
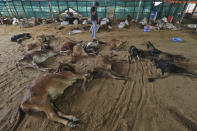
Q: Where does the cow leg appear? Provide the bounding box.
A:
[52,103,79,122]
[73,74,88,90]
[111,70,128,79]
[148,74,169,82]
[81,76,87,90]
[108,70,128,80]
[23,64,38,69]
[20,103,76,128]
[56,111,79,122]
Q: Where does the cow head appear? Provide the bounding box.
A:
[146,41,155,51]
[128,46,139,57]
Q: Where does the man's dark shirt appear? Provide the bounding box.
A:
[91,6,98,21]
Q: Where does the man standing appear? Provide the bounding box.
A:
[91,2,99,42]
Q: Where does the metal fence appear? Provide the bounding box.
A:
[0,0,187,21]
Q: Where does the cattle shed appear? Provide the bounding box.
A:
[0,0,189,22]
[1,0,197,131]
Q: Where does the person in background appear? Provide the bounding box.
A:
[91,2,99,42]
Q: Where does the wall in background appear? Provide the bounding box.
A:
[0,0,186,22]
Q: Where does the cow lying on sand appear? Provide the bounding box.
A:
[60,41,100,56]
[69,54,129,81]
[11,59,128,130]
[17,42,89,71]
[148,58,197,82]
[37,35,56,44]
[11,33,32,44]
[60,41,76,54]
[127,43,196,82]
[17,50,57,72]
[146,41,186,62]
[11,63,90,130]
[128,41,186,62]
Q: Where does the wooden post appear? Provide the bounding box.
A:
[20,0,27,18]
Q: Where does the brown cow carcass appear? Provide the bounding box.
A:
[12,63,89,130]
[70,55,128,80]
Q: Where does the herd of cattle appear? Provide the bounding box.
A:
[10,34,197,130]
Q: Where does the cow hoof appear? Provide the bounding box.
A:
[82,86,86,91]
[72,117,80,122]
[148,78,155,82]
[68,123,76,128]
[125,77,129,80]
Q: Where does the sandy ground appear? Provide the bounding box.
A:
[0,23,197,131]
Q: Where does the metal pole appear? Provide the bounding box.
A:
[30,0,36,18]
[76,0,78,13]
[148,0,155,22]
[11,0,19,18]
[20,0,27,18]
[124,1,126,18]
[179,1,188,23]
[3,1,11,17]
[167,3,173,17]
[56,0,61,15]
[114,0,116,19]
[66,0,69,10]
[133,0,136,19]
[172,3,181,22]
[62,0,66,10]
[157,0,164,19]
[136,0,142,21]
[6,0,14,17]
[192,4,197,15]
[86,1,88,16]
[39,1,44,18]
[142,0,146,19]
[105,5,107,18]
[47,0,54,19]
[105,0,107,17]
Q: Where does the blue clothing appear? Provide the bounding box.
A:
[91,6,98,21]
[92,20,97,39]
